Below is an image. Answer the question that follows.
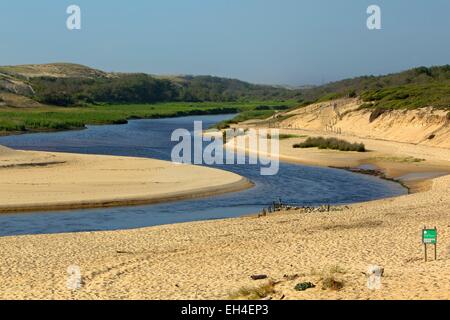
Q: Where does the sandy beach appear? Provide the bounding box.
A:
[0,146,251,213]
[224,126,450,193]
[0,176,449,299]
[1,1,448,303]
[0,128,449,299]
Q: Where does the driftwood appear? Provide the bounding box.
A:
[250,274,268,280]
[283,274,299,281]
[257,199,349,218]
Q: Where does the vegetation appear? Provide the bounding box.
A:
[359,81,450,111]
[293,137,366,152]
[0,63,303,134]
[368,107,388,122]
[229,280,276,300]
[212,105,298,130]
[0,102,257,133]
[0,63,303,107]
[267,133,306,140]
[289,65,450,115]
[321,276,344,291]
[310,265,346,291]
[1,63,448,135]
[254,105,292,111]
[300,65,450,103]
[366,156,425,163]
[0,100,301,134]
[30,74,176,106]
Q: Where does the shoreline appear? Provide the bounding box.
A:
[223,127,450,194]
[0,128,449,299]
[0,176,253,214]
[268,152,447,194]
[0,148,253,215]
[0,107,241,137]
[328,166,413,194]
[2,113,440,216]
[1,173,449,299]
[1,123,447,215]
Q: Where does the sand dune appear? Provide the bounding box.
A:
[0,147,251,213]
[224,123,450,193]
[280,98,450,149]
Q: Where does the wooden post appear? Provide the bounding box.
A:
[423,226,438,262]
[434,242,437,261]
[423,226,427,262]
[434,226,437,261]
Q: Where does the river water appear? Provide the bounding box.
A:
[0,114,406,236]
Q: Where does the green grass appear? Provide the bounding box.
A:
[366,156,425,163]
[317,92,345,102]
[267,133,306,140]
[293,137,366,152]
[359,81,450,110]
[212,102,298,130]
[214,110,276,130]
[0,101,295,134]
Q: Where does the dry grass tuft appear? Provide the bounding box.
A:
[229,280,276,300]
[310,265,346,291]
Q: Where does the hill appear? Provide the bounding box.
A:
[274,98,450,148]
[300,65,450,103]
[248,66,450,149]
[0,63,448,135]
[0,63,111,79]
[0,63,301,107]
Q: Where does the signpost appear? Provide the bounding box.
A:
[422,227,437,262]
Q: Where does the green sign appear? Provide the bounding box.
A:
[423,229,437,244]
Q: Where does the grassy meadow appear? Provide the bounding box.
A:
[0,101,297,135]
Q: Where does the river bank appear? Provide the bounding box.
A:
[0,125,448,299]
[0,146,252,214]
[0,113,448,299]
[0,114,405,237]
[0,173,449,299]
[223,126,450,193]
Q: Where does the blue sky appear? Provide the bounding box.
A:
[0,0,449,85]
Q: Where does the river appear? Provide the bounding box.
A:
[0,114,406,236]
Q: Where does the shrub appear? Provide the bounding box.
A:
[229,281,276,300]
[0,120,26,132]
[321,276,344,291]
[293,137,366,152]
[309,265,345,291]
[267,133,306,140]
[318,92,344,102]
[348,90,357,98]
[255,105,290,111]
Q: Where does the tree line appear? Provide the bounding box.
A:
[30,74,303,107]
